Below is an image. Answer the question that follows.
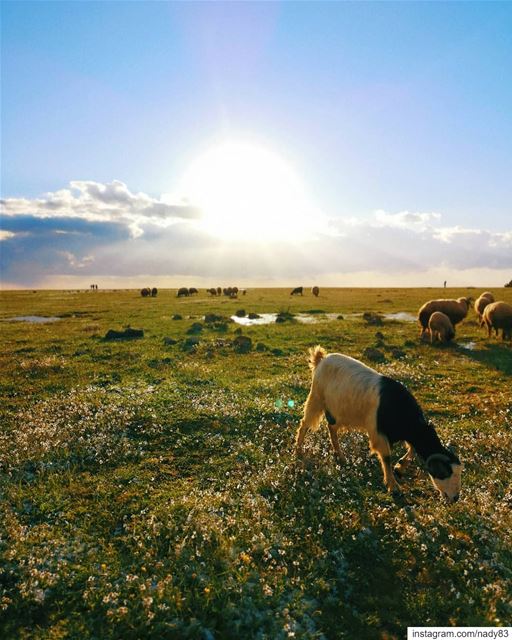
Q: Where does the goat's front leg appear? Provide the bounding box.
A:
[393,442,415,478]
[370,434,401,494]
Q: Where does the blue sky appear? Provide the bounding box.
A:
[1,1,511,288]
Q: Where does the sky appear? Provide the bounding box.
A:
[1,1,511,289]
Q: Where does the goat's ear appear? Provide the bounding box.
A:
[446,443,460,463]
[426,454,453,479]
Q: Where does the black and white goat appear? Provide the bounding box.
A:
[295,346,462,502]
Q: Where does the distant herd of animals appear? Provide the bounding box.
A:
[141,285,511,343]
[418,292,512,342]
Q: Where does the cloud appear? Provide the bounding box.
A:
[1,180,202,238]
[1,179,511,288]
[59,251,95,269]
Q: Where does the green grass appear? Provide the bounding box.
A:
[1,287,511,639]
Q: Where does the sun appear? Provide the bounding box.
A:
[180,141,321,242]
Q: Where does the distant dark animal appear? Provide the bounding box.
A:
[296,347,462,502]
[177,287,190,298]
[217,287,222,295]
[151,287,158,297]
[311,286,320,297]
[207,288,217,296]
[291,286,303,296]
[188,287,198,295]
[141,288,151,297]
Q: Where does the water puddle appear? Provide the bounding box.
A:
[383,312,417,323]
[231,313,277,326]
[3,316,61,324]
[231,312,346,326]
[460,341,477,351]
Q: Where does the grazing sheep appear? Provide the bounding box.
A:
[428,311,455,344]
[295,346,462,502]
[482,301,512,340]
[140,287,151,297]
[188,287,198,295]
[312,286,320,297]
[418,297,471,337]
[291,286,303,296]
[177,287,190,298]
[207,288,217,296]
[474,292,494,326]
[216,287,222,295]
[151,287,158,297]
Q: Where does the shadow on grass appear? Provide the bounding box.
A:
[455,342,512,375]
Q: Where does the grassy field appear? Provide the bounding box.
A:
[1,287,511,639]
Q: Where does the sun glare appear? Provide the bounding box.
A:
[180,141,321,242]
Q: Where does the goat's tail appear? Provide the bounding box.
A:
[308,345,327,371]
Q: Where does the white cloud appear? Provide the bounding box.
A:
[1,180,202,238]
[373,209,441,231]
[0,230,16,241]
[59,251,95,269]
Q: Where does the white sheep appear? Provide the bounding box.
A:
[295,346,462,502]
[428,311,455,344]
[418,297,471,337]
[474,292,495,326]
[482,301,512,340]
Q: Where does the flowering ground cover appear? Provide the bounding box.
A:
[1,288,511,639]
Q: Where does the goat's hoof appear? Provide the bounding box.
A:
[393,465,403,479]
[388,483,402,497]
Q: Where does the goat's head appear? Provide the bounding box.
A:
[426,450,462,503]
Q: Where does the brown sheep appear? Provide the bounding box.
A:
[418,297,471,337]
[177,287,190,298]
[428,311,455,344]
[474,292,494,326]
[311,286,320,297]
[482,301,512,340]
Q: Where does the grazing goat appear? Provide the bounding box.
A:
[418,297,471,337]
[474,292,494,326]
[207,288,217,296]
[482,301,512,340]
[188,287,198,295]
[140,287,151,297]
[291,286,303,296]
[311,286,320,297]
[295,347,461,502]
[428,311,455,344]
[177,287,190,298]
[151,287,158,297]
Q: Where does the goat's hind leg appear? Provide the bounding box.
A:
[295,392,323,457]
[328,424,346,463]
